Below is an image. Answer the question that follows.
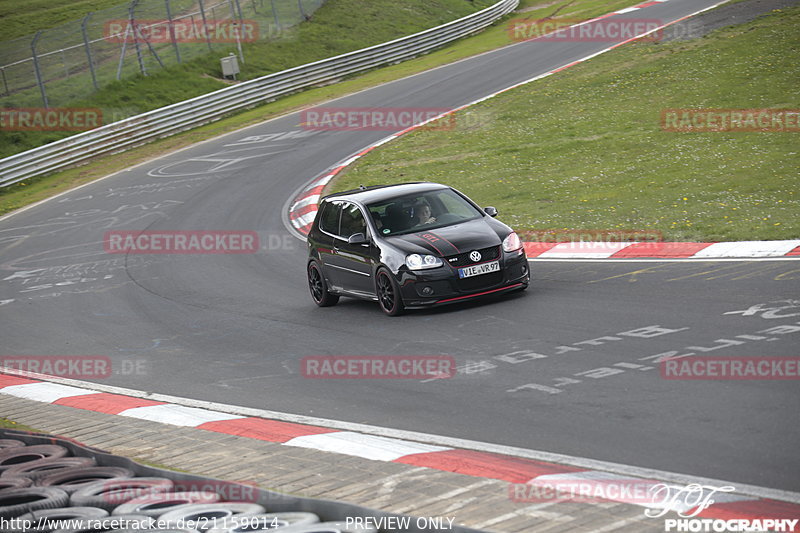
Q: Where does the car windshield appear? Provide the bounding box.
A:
[367,188,483,236]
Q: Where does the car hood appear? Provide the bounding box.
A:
[385,218,504,257]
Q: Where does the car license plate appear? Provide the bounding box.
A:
[458,260,500,278]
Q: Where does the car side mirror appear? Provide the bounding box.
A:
[484,206,498,217]
[348,232,369,245]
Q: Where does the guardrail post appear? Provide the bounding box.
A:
[116,20,131,80]
[134,24,166,69]
[31,31,49,108]
[60,49,69,77]
[230,0,245,64]
[165,0,182,63]
[233,0,245,20]
[0,67,8,96]
[81,13,99,90]
[270,0,280,30]
[198,0,213,51]
[298,0,307,20]
[129,0,147,75]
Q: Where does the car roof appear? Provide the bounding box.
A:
[321,182,450,205]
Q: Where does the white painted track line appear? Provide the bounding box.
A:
[1,382,101,403]
[284,432,451,461]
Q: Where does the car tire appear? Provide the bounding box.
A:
[0,487,70,518]
[106,529,198,533]
[38,467,134,494]
[111,491,221,517]
[0,477,33,492]
[158,503,266,529]
[273,522,377,533]
[0,446,69,473]
[15,506,109,531]
[375,268,404,316]
[70,478,174,512]
[308,261,338,307]
[52,514,155,533]
[2,457,96,481]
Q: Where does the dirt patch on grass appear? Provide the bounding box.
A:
[518,1,562,13]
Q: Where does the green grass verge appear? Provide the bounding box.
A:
[0,0,495,158]
[0,0,644,215]
[331,5,800,242]
[0,415,191,471]
[0,0,126,40]
[0,417,38,432]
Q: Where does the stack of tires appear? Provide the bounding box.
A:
[0,439,376,533]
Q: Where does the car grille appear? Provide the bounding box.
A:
[446,245,500,267]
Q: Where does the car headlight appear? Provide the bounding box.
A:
[502,232,523,252]
[406,253,443,270]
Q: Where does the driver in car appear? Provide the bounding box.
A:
[415,202,436,225]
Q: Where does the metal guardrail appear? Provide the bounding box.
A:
[0,0,519,188]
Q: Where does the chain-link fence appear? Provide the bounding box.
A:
[0,0,325,108]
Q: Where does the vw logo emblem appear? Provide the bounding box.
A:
[469,250,482,262]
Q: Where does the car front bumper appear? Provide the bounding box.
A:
[396,249,529,308]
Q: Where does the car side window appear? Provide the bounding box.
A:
[339,202,367,239]
[319,201,342,235]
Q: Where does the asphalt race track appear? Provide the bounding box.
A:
[1,0,798,494]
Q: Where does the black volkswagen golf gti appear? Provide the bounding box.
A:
[306,182,529,316]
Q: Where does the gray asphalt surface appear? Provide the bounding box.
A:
[2,0,798,493]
